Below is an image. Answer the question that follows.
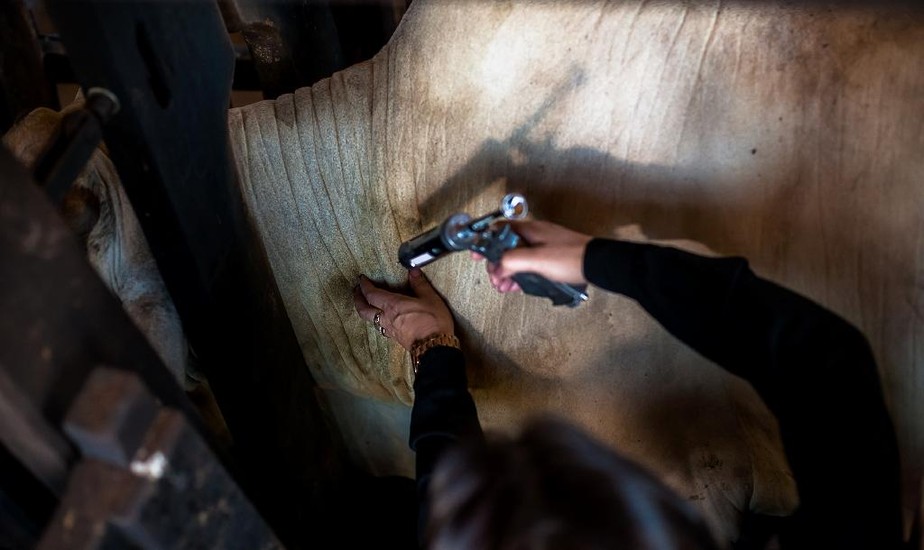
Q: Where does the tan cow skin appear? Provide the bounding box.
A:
[229,0,924,543]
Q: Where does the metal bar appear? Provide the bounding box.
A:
[44,2,344,545]
[32,88,119,203]
[41,36,264,92]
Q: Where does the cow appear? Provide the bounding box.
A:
[6,1,921,544]
[228,0,924,544]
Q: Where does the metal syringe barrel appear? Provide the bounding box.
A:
[397,193,528,269]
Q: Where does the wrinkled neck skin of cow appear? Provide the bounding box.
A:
[3,107,189,386]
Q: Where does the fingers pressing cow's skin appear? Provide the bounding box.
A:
[352,282,383,324]
[353,272,454,351]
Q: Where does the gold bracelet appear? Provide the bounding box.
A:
[411,333,460,374]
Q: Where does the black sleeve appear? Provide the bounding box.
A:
[409,345,483,547]
[583,238,902,549]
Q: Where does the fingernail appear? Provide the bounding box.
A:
[409,269,420,279]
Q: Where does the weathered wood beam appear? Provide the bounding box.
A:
[38,368,282,549]
[0,138,197,545]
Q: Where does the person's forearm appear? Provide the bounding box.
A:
[409,345,482,546]
[584,238,869,399]
[410,346,482,451]
[583,238,902,547]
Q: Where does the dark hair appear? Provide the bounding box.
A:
[427,417,719,550]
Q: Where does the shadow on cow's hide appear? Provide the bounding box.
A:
[399,127,802,530]
[421,128,893,354]
[425,122,889,381]
[400,88,898,525]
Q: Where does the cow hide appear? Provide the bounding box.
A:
[227,0,923,542]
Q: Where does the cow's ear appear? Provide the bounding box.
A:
[61,184,101,247]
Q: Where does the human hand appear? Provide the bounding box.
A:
[353,269,454,351]
[472,220,593,293]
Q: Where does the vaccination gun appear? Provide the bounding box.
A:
[397,194,588,307]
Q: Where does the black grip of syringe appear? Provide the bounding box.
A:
[511,272,588,307]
